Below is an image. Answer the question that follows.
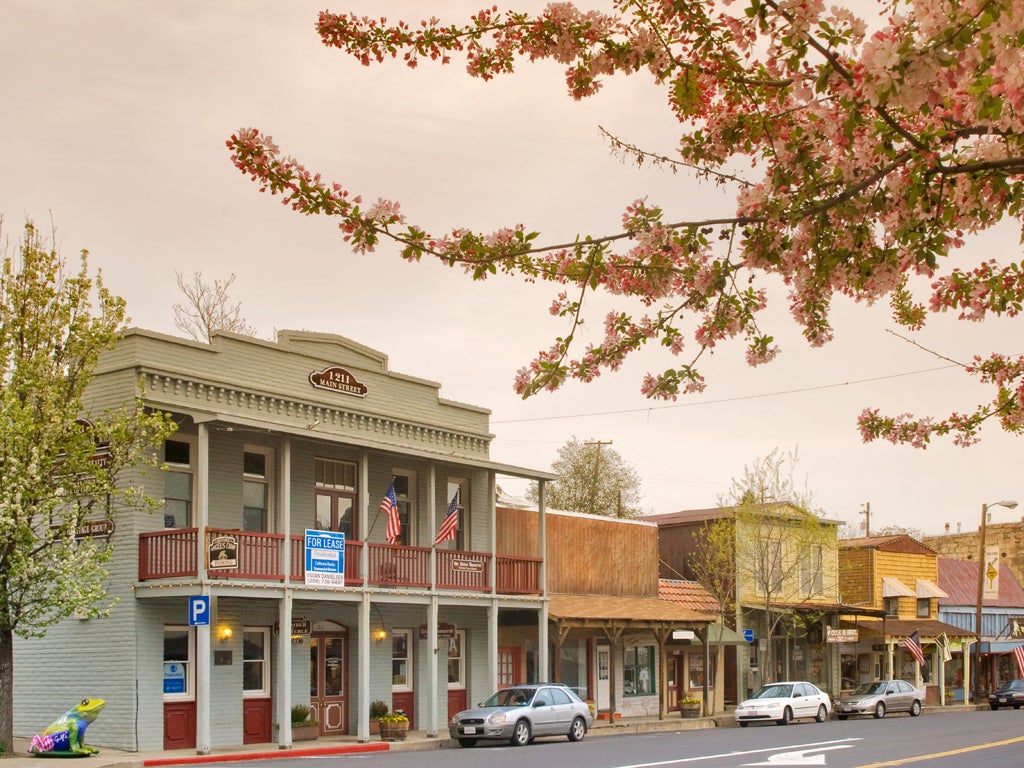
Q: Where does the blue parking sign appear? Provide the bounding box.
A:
[189,595,210,626]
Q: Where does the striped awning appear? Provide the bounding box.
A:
[882,577,915,597]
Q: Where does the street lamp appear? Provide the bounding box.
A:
[974,499,1018,702]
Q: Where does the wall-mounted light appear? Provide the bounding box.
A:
[220,626,233,644]
[373,628,388,643]
[372,603,388,643]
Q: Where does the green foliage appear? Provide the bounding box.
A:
[369,700,389,719]
[526,436,642,517]
[0,217,176,750]
[291,705,317,727]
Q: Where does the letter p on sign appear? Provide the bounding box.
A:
[189,595,210,626]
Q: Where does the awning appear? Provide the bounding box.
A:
[882,577,915,597]
[547,594,715,624]
[668,624,748,646]
[916,579,948,599]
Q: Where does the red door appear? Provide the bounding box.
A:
[242,699,271,744]
[310,632,349,734]
[498,646,521,687]
[163,702,196,750]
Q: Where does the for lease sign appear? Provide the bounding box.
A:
[304,529,345,587]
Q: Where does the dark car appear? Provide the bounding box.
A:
[988,679,1024,709]
[835,680,923,719]
[449,683,593,747]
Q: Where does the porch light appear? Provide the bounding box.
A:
[219,626,233,644]
[373,628,388,643]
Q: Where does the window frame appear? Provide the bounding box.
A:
[391,471,415,547]
[440,478,468,551]
[243,446,273,533]
[163,625,195,702]
[163,437,196,529]
[884,596,899,618]
[446,630,466,690]
[242,627,271,697]
[314,458,359,539]
[391,629,413,691]
[916,597,930,618]
[623,644,657,697]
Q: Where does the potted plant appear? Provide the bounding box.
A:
[291,704,319,741]
[369,700,389,735]
[679,696,702,718]
[378,710,409,742]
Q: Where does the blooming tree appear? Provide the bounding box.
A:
[228,0,1024,447]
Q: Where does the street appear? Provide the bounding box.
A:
[244,710,1024,768]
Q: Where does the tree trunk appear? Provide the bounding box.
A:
[0,627,14,755]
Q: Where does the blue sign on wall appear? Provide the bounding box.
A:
[163,663,185,694]
[188,595,210,626]
[743,628,755,643]
[304,529,345,587]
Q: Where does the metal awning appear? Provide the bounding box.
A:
[882,577,915,597]
[668,624,748,646]
[916,579,948,599]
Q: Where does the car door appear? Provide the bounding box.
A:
[892,680,913,712]
[793,684,813,718]
[547,687,575,733]
[530,687,559,735]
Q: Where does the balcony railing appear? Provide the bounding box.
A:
[139,528,541,595]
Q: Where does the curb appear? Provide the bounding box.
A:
[143,743,390,766]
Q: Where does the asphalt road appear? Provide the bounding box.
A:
[253,709,1024,768]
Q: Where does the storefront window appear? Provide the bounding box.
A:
[624,645,656,696]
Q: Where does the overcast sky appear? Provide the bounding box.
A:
[3,0,1021,536]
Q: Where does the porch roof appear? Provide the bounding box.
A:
[547,593,715,625]
[837,617,975,639]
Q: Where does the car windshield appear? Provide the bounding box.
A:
[1005,680,1024,691]
[852,682,887,695]
[482,688,535,707]
[752,684,793,699]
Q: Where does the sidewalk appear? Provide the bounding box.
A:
[2,704,979,768]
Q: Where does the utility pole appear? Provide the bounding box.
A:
[861,502,871,536]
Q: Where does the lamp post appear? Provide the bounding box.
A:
[974,499,1018,702]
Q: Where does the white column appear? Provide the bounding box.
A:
[358,594,371,742]
[538,480,549,681]
[277,591,293,747]
[488,601,499,692]
[428,596,439,737]
[195,423,211,755]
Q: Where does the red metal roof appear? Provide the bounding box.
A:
[659,578,721,613]
[938,557,1024,607]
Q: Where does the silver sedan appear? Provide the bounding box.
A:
[449,683,593,747]
[835,680,923,719]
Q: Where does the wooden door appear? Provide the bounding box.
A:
[310,632,349,734]
[498,646,521,688]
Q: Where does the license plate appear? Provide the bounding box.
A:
[463,726,477,734]
[1001,697,1009,703]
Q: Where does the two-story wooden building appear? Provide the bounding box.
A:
[837,536,971,704]
[12,329,556,752]
[649,504,869,701]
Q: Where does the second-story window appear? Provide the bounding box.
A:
[315,458,358,540]
[163,439,194,528]
[243,448,272,532]
[437,479,468,550]
[916,597,930,618]
[392,473,414,546]
[884,596,899,617]
[800,545,823,596]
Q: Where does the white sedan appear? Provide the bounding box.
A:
[735,681,831,727]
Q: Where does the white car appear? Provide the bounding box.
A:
[735,681,831,727]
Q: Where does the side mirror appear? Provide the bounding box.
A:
[533,700,548,707]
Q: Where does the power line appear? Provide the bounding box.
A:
[491,364,959,424]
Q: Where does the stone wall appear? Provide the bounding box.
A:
[923,519,1024,587]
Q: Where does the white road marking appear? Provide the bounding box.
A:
[744,744,855,765]
[613,738,861,768]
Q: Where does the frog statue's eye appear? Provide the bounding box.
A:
[81,699,90,706]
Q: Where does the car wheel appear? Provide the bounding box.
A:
[458,739,477,748]
[909,700,921,717]
[568,716,587,742]
[1014,704,1021,710]
[510,719,531,747]
[778,707,793,725]
[873,702,886,719]
[739,721,748,727]
[815,704,827,723]
[990,703,1000,710]
[837,715,848,721]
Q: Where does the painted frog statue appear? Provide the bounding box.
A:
[29,698,106,757]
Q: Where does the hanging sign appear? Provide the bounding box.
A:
[208,535,239,570]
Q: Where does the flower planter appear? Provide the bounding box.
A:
[679,705,701,719]
[292,724,319,741]
[369,719,381,735]
[379,721,408,742]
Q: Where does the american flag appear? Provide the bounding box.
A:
[434,489,460,546]
[1014,644,1024,678]
[381,482,401,545]
[903,630,925,666]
